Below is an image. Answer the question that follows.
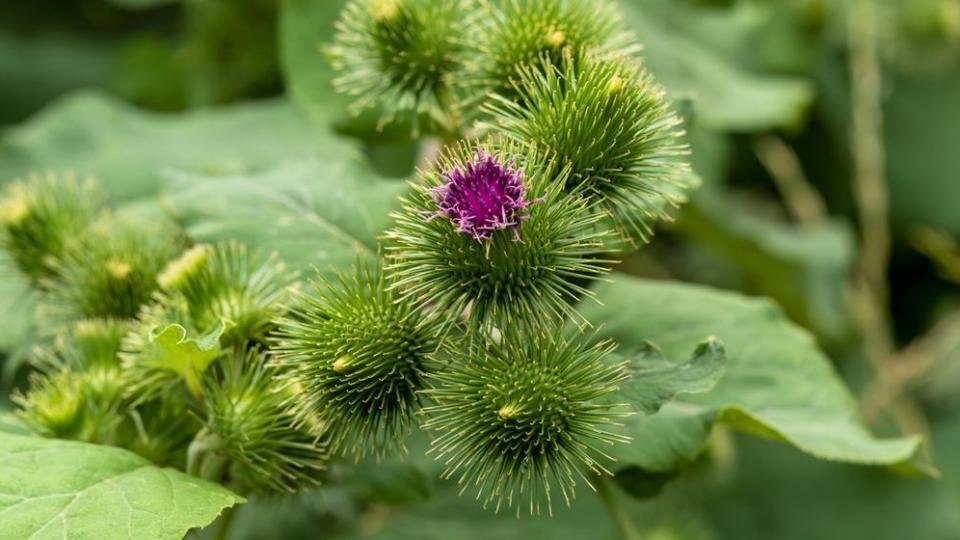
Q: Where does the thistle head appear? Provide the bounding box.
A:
[386,140,615,330]
[31,319,128,372]
[156,241,297,346]
[16,318,131,444]
[329,0,471,133]
[14,371,89,440]
[38,215,188,328]
[429,150,542,241]
[422,330,629,515]
[202,348,328,494]
[484,51,690,241]
[272,262,440,458]
[14,367,127,445]
[0,172,100,283]
[453,0,633,114]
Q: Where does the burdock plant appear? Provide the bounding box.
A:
[8,0,725,529]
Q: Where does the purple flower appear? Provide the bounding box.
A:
[429,151,542,241]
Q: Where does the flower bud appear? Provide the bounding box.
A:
[272,262,440,458]
[0,172,100,283]
[202,348,328,494]
[422,329,629,515]
[157,241,297,346]
[329,0,472,133]
[454,0,633,114]
[38,215,188,328]
[484,50,690,241]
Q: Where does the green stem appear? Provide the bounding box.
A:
[595,475,643,540]
[187,429,227,482]
[214,505,237,540]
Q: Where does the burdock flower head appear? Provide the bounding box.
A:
[386,140,616,331]
[429,151,542,242]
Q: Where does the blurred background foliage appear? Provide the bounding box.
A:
[1,0,959,538]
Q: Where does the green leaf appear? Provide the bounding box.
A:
[618,339,726,415]
[673,414,960,540]
[613,467,677,500]
[580,274,926,473]
[0,254,38,382]
[144,322,225,398]
[677,189,857,343]
[0,432,243,540]
[0,90,347,203]
[621,0,813,131]
[0,413,29,435]
[0,32,114,126]
[163,158,406,275]
[279,0,350,125]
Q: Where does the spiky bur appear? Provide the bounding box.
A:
[329,0,471,133]
[199,348,328,494]
[14,319,130,444]
[157,241,297,346]
[0,172,100,284]
[272,263,440,458]
[453,0,633,115]
[483,51,690,241]
[384,140,615,331]
[37,216,188,328]
[422,330,629,516]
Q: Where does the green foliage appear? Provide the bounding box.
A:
[386,140,615,330]
[0,432,243,540]
[164,158,406,276]
[0,172,100,283]
[618,0,814,131]
[200,348,328,494]
[580,274,925,473]
[3,0,954,537]
[484,51,689,239]
[329,0,470,133]
[0,91,334,204]
[422,330,629,515]
[273,263,439,457]
[122,320,226,402]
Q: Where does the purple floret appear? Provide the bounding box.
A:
[428,151,542,241]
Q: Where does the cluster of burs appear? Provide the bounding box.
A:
[7,0,689,516]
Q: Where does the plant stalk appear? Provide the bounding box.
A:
[596,474,643,540]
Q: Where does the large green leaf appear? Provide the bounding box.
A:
[580,274,925,473]
[163,158,406,275]
[621,0,813,131]
[676,189,857,344]
[0,90,347,202]
[617,339,726,415]
[0,432,243,540]
[279,0,350,124]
